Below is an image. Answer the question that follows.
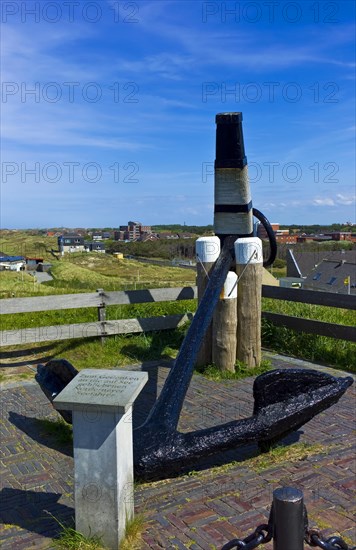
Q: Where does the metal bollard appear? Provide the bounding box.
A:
[273,487,304,550]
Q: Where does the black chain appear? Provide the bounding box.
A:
[221,523,271,549]
[221,499,355,550]
[306,529,356,550]
[222,527,355,550]
[222,507,273,550]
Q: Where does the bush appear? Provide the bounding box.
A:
[272,258,286,269]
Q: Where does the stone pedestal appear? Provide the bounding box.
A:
[53,369,148,549]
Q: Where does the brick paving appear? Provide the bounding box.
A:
[0,353,355,549]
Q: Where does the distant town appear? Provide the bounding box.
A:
[1,221,355,295]
[2,220,355,245]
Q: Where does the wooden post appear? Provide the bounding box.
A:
[195,236,220,367]
[96,288,106,345]
[212,271,238,372]
[235,237,263,368]
[213,112,254,369]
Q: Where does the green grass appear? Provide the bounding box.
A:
[0,252,195,298]
[0,231,58,261]
[171,442,332,479]
[61,327,186,370]
[262,298,356,372]
[267,267,287,279]
[262,298,355,326]
[36,417,73,445]
[1,299,354,377]
[0,271,74,298]
[1,231,354,375]
[248,442,330,472]
[0,325,188,373]
[195,360,272,381]
[51,512,145,550]
[0,300,196,330]
[45,253,195,291]
[52,525,105,549]
[119,513,146,550]
[2,294,353,374]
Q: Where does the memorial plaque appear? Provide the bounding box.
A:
[53,369,148,413]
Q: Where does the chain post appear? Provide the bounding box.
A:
[221,487,355,550]
[273,487,305,550]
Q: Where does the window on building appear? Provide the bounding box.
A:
[313,273,322,281]
[327,276,337,285]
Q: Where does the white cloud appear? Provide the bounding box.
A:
[313,198,335,206]
[336,194,356,205]
[312,193,356,207]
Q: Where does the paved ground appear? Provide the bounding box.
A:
[33,271,53,284]
[0,353,355,549]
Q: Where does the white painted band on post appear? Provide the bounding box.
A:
[235,237,263,265]
[214,213,252,235]
[196,236,221,263]
[221,271,238,300]
[215,167,251,204]
[214,166,253,235]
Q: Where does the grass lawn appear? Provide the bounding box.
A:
[1,232,355,380]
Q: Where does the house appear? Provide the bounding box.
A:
[58,234,85,254]
[303,260,356,294]
[0,255,26,271]
[324,232,353,241]
[115,222,152,241]
[91,231,112,240]
[84,241,106,253]
[37,262,52,272]
[26,257,44,270]
[159,232,179,239]
[296,234,333,243]
[257,223,298,244]
[258,223,280,239]
[287,249,356,278]
[177,232,196,239]
[114,221,152,241]
[114,231,125,241]
[92,233,103,241]
[138,232,159,242]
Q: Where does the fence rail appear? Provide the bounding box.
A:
[1,285,355,347]
[0,286,197,315]
[262,285,356,309]
[0,314,191,347]
[261,286,356,343]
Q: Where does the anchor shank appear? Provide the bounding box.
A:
[142,241,234,431]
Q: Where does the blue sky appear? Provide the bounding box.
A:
[1,0,355,228]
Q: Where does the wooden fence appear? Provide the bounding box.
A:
[0,286,355,347]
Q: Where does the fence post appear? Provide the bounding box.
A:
[273,487,305,550]
[96,288,106,345]
[195,236,220,367]
[235,237,263,368]
[212,271,238,372]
